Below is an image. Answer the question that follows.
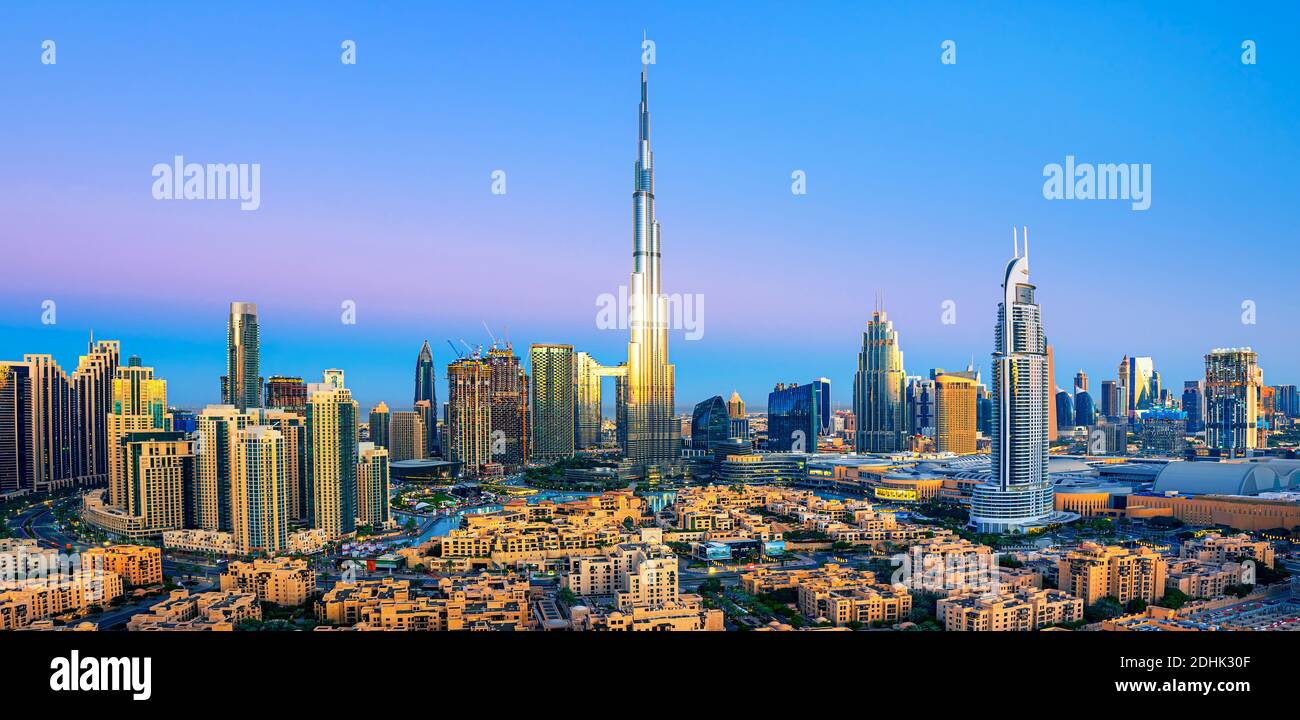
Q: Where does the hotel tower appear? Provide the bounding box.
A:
[972,227,1056,533]
[622,65,680,467]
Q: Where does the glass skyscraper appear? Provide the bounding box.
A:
[690,395,730,451]
[529,344,575,462]
[853,306,906,453]
[767,382,820,452]
[414,341,439,455]
[223,302,261,412]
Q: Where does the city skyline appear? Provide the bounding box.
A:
[3,3,1299,410]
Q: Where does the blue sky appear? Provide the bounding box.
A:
[0,1,1297,411]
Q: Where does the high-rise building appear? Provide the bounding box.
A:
[972,228,1054,533]
[1047,344,1057,442]
[767,382,821,452]
[1055,391,1074,430]
[261,409,308,525]
[23,354,78,492]
[487,343,529,470]
[414,341,440,456]
[356,442,391,530]
[0,362,35,494]
[1274,384,1299,418]
[447,355,492,477]
[905,377,936,438]
[232,425,287,554]
[264,376,307,411]
[1116,356,1130,419]
[1074,370,1088,394]
[530,344,575,463]
[306,379,359,539]
[1128,356,1155,416]
[389,410,426,462]
[727,391,745,420]
[813,378,831,435]
[1204,348,1262,458]
[1182,380,1206,433]
[1100,380,1119,420]
[853,305,906,453]
[1074,391,1096,426]
[368,402,390,449]
[934,374,977,455]
[690,396,730,451]
[621,66,681,468]
[574,352,603,450]
[223,302,261,411]
[72,336,120,486]
[322,369,345,390]
[196,405,255,532]
[107,360,167,509]
[120,430,195,533]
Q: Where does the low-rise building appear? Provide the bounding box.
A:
[220,558,317,606]
[83,545,163,587]
[129,589,261,631]
[937,588,1083,631]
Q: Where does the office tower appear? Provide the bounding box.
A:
[232,425,287,554]
[530,344,575,462]
[414,399,436,456]
[356,442,391,529]
[262,409,307,525]
[853,303,906,453]
[264,376,307,411]
[813,378,832,435]
[1128,356,1155,415]
[22,354,79,492]
[487,343,529,470]
[389,410,426,462]
[690,396,730,451]
[976,385,993,436]
[727,391,745,419]
[622,66,681,468]
[933,374,977,455]
[1204,348,1261,457]
[447,355,493,476]
[1139,409,1187,457]
[767,382,820,452]
[1055,390,1075,429]
[0,362,36,493]
[72,336,120,485]
[574,352,603,450]
[1074,391,1096,426]
[972,227,1053,533]
[1074,370,1088,394]
[1149,370,1162,408]
[414,341,440,455]
[196,405,254,531]
[368,402,390,449]
[1182,380,1206,433]
[107,361,168,509]
[1259,385,1276,448]
[1047,344,1057,442]
[1274,384,1299,418]
[306,381,359,539]
[1100,380,1119,419]
[224,302,261,411]
[905,377,936,438]
[119,430,195,533]
[1116,356,1130,418]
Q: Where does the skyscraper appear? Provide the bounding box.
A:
[767,382,821,452]
[232,425,287,554]
[814,378,832,435]
[24,354,78,492]
[1205,348,1261,457]
[389,410,426,462]
[905,377,936,438]
[264,376,307,411]
[1047,344,1057,442]
[306,379,358,539]
[690,396,730,451]
[0,362,35,494]
[447,355,492,477]
[119,430,195,534]
[727,391,746,419]
[622,66,680,468]
[853,304,906,453]
[262,408,308,524]
[1055,390,1075,429]
[1074,370,1089,394]
[1182,380,1206,433]
[1116,356,1130,418]
[223,302,261,411]
[934,373,977,455]
[1100,380,1119,419]
[368,401,390,449]
[487,343,529,470]
[972,228,1055,533]
[1074,391,1097,426]
[530,344,575,462]
[356,442,391,530]
[574,352,603,450]
[414,341,439,456]
[107,360,168,509]
[72,336,120,486]
[196,405,254,532]
[1129,356,1155,416]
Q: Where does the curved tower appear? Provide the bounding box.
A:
[623,65,680,466]
[972,227,1056,533]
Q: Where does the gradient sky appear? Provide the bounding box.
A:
[1,2,1297,413]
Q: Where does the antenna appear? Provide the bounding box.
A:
[1012,226,1019,257]
[1022,226,1029,258]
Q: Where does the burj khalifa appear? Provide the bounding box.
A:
[622,65,681,466]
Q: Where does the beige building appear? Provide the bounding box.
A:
[129,589,261,631]
[1058,542,1167,606]
[220,558,317,607]
[1179,533,1275,568]
[938,588,1083,631]
[83,545,163,587]
[934,374,978,455]
[388,411,426,462]
[0,571,124,629]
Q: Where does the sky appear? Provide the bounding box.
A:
[1,1,1297,413]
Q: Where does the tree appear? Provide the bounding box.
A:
[1084,596,1125,623]
[1156,588,1190,610]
